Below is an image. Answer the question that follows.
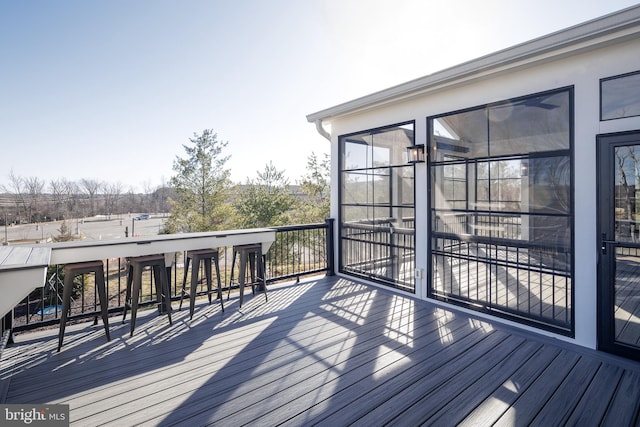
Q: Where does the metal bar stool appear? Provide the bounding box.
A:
[58,260,110,351]
[122,254,172,337]
[227,243,267,308]
[179,248,224,319]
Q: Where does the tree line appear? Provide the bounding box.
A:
[1,129,330,231]
[163,129,329,233]
[0,173,174,225]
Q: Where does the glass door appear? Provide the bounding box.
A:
[597,131,640,361]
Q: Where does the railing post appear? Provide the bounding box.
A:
[325,218,335,276]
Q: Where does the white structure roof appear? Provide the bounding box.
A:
[307,4,640,126]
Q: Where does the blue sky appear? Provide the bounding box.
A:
[1,0,638,192]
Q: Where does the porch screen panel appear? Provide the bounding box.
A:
[429,88,573,335]
[340,122,416,292]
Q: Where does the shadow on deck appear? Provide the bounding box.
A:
[1,275,640,426]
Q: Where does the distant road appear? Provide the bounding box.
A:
[2,214,167,245]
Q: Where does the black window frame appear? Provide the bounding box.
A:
[427,86,575,336]
[338,121,416,292]
[600,70,640,121]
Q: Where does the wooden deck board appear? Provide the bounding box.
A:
[272,320,496,426]
[104,297,437,425]
[1,275,639,426]
[492,350,581,426]
[601,370,640,426]
[457,344,562,426]
[425,340,544,426]
[530,356,601,426]
[387,335,530,426]
[565,363,625,425]
[311,322,500,426]
[148,302,473,426]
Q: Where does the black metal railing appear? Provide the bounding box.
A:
[431,233,572,335]
[11,220,334,332]
[341,220,415,292]
[434,211,522,240]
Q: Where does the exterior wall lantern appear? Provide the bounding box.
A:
[407,144,425,164]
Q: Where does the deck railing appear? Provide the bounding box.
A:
[11,220,334,332]
[340,220,415,292]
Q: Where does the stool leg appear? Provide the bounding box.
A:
[204,258,213,305]
[57,270,75,352]
[179,256,191,311]
[239,251,247,308]
[189,257,200,320]
[130,264,142,337]
[122,264,133,324]
[159,264,173,325]
[249,252,257,295]
[213,253,224,312]
[227,249,237,301]
[260,254,268,303]
[94,266,111,342]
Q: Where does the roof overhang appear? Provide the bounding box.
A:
[306,5,640,127]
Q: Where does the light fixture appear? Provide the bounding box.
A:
[407,144,425,164]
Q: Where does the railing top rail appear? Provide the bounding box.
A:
[432,231,569,253]
[43,228,277,264]
[270,223,328,232]
[0,246,51,270]
[41,227,275,250]
[342,222,414,235]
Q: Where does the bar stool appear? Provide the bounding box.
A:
[179,248,224,319]
[227,243,268,308]
[122,254,172,337]
[58,260,110,352]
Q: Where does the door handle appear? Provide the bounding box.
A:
[601,233,616,255]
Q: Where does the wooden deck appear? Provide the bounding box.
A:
[615,254,640,347]
[2,275,640,426]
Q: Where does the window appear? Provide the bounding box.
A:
[429,88,573,335]
[339,122,416,292]
[601,71,640,121]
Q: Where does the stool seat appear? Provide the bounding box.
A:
[66,260,107,272]
[179,249,224,319]
[122,254,172,336]
[228,244,267,308]
[58,260,110,351]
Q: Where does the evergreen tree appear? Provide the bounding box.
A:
[292,152,330,223]
[165,129,233,233]
[52,220,74,242]
[234,162,295,228]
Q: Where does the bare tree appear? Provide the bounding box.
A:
[80,178,102,216]
[63,179,81,218]
[103,181,123,215]
[24,176,45,222]
[616,150,633,221]
[2,170,27,223]
[142,180,155,213]
[122,187,139,214]
[3,173,170,222]
[49,179,64,219]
